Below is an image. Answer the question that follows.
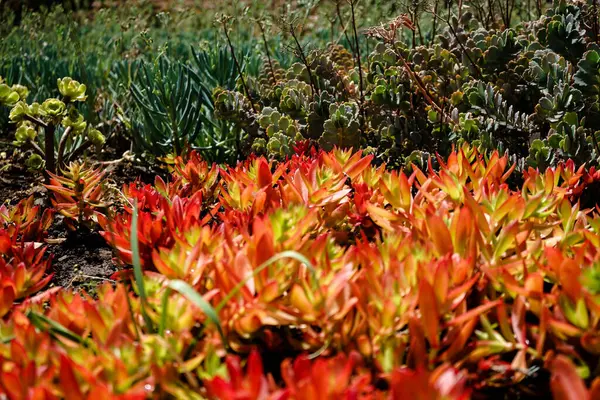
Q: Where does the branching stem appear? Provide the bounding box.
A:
[290,23,318,97]
[257,21,277,84]
[44,124,56,178]
[26,140,45,158]
[221,18,257,114]
[57,126,73,169]
[349,0,365,126]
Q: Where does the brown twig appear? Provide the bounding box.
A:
[220,16,257,114]
[593,0,599,45]
[336,0,355,53]
[488,0,496,28]
[24,114,48,129]
[430,0,439,46]
[427,9,483,79]
[398,54,445,116]
[411,1,417,47]
[257,21,278,84]
[26,139,45,158]
[56,126,73,169]
[289,23,318,97]
[349,0,365,126]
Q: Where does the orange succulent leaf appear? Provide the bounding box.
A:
[446,299,503,328]
[205,350,277,400]
[425,212,453,256]
[44,162,108,230]
[549,355,590,400]
[58,354,85,400]
[419,279,440,348]
[390,364,471,400]
[6,146,600,396]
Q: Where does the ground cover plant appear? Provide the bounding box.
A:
[2,0,600,398]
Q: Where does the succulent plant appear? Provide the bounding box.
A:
[13,122,37,146]
[257,107,303,158]
[527,111,596,169]
[10,84,28,101]
[278,79,311,120]
[368,67,411,109]
[525,50,569,93]
[45,161,108,230]
[533,82,584,123]
[62,108,87,134]
[319,102,362,151]
[0,77,105,176]
[481,30,523,73]
[574,50,600,100]
[8,101,34,122]
[41,98,67,120]
[213,87,257,127]
[328,43,355,71]
[0,83,20,106]
[306,91,334,140]
[88,128,106,148]
[25,153,44,170]
[57,77,88,102]
[535,0,587,63]
[205,0,600,171]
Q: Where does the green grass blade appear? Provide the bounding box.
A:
[167,279,227,347]
[26,310,84,344]
[159,287,171,337]
[215,250,322,313]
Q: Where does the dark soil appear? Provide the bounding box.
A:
[45,222,117,292]
[109,159,168,189]
[0,141,42,204]
[40,158,165,292]
[1,142,168,294]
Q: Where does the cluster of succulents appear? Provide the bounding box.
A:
[1,145,600,397]
[211,1,600,171]
[0,77,27,107]
[5,1,600,398]
[0,76,105,174]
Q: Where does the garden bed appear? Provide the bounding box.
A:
[2,0,600,398]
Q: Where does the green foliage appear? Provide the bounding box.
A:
[256,107,303,158]
[527,112,596,169]
[535,0,587,62]
[1,0,597,171]
[0,78,26,107]
[319,102,362,151]
[574,50,600,100]
[130,56,204,156]
[205,0,600,170]
[0,76,105,174]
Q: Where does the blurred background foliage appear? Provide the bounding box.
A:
[3,0,582,169]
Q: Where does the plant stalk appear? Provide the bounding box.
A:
[26,140,45,158]
[349,0,365,126]
[56,126,73,169]
[336,1,355,53]
[258,21,277,84]
[45,124,56,178]
[290,23,318,97]
[221,18,257,114]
